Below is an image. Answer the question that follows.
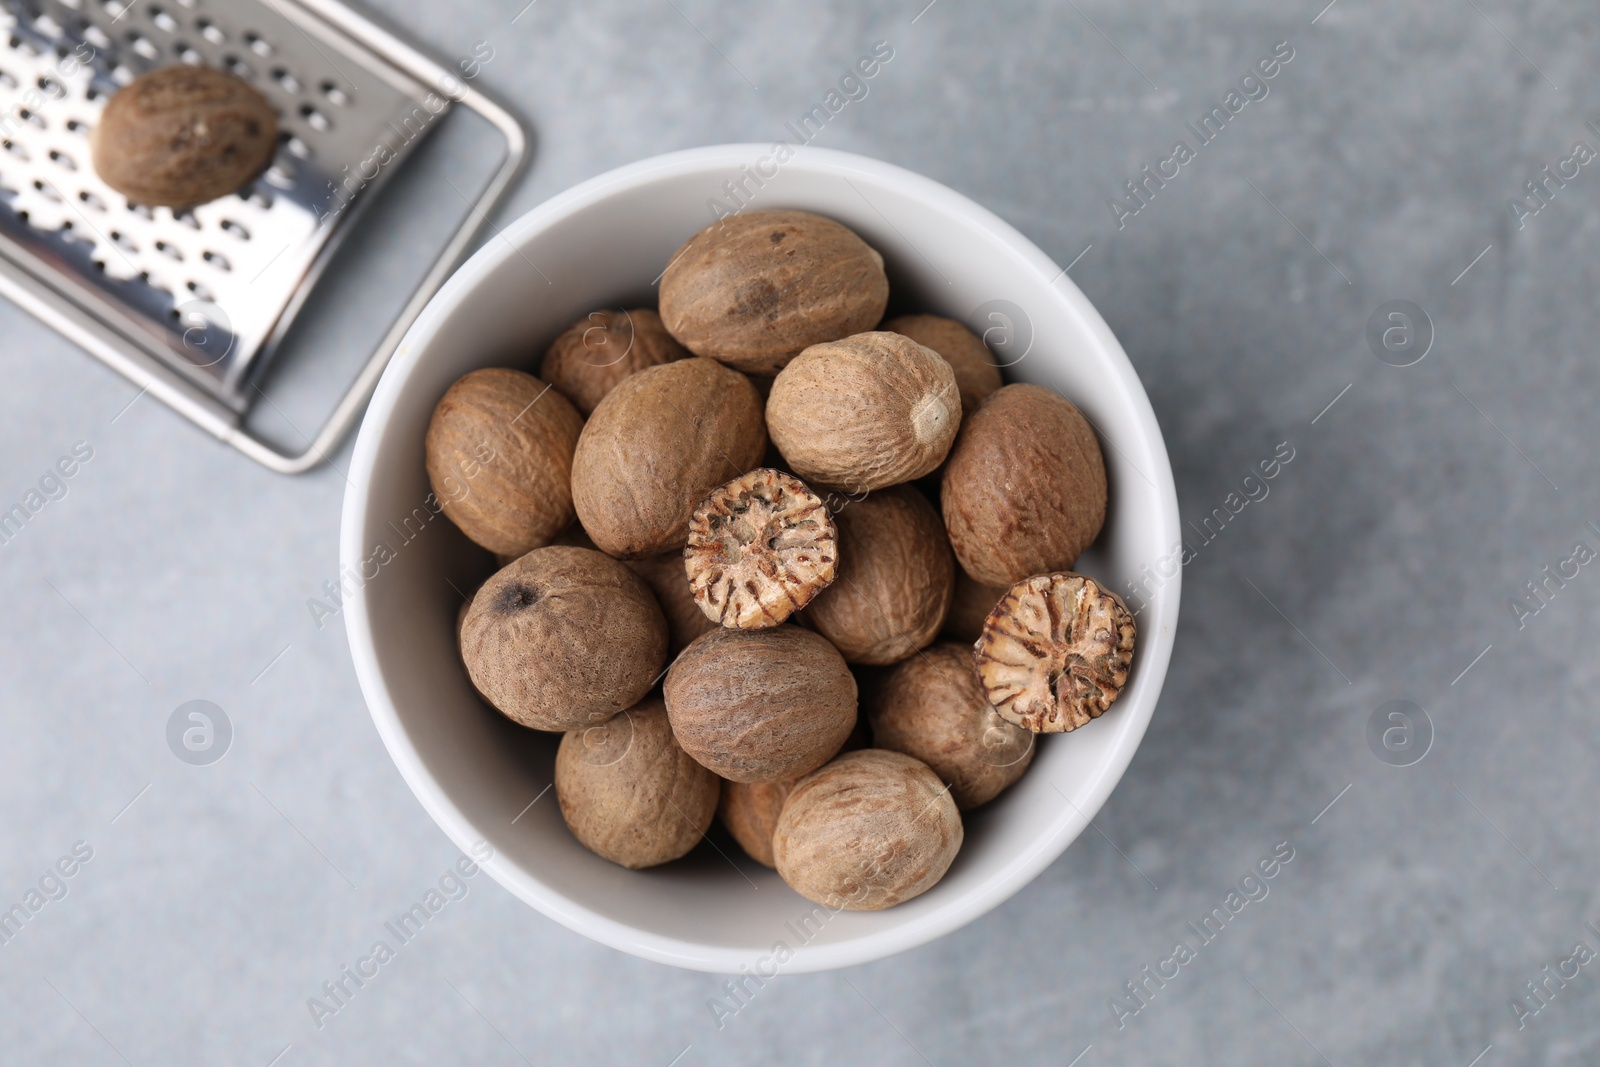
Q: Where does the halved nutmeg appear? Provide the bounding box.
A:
[974,572,1135,733]
[684,469,837,628]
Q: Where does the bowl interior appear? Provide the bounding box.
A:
[342,146,1179,973]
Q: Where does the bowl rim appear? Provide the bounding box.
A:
[340,143,1181,973]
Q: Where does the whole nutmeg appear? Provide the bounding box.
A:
[718,717,871,868]
[767,331,961,493]
[805,486,953,665]
[660,209,889,375]
[91,66,278,208]
[975,572,1135,733]
[539,308,690,416]
[425,368,585,558]
[718,778,796,869]
[684,469,837,629]
[625,552,717,655]
[941,384,1107,586]
[870,643,1034,809]
[572,358,766,558]
[773,749,963,911]
[881,314,1003,418]
[555,698,720,869]
[461,546,668,731]
[942,568,1008,644]
[663,626,856,783]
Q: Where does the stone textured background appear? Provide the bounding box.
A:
[2,0,1598,1063]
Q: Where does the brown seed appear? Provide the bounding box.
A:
[460,546,668,731]
[767,331,961,493]
[539,308,690,416]
[425,368,584,558]
[941,383,1107,586]
[942,568,1009,644]
[663,626,856,783]
[881,314,1003,419]
[572,358,766,558]
[772,749,963,911]
[660,209,889,375]
[804,487,953,665]
[555,698,720,869]
[684,469,837,629]
[869,643,1034,809]
[718,778,796,869]
[974,572,1135,733]
[91,65,278,208]
[718,715,871,868]
[625,552,718,655]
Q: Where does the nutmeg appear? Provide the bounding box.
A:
[555,698,720,868]
[974,572,1135,733]
[870,643,1034,809]
[942,568,1008,644]
[91,65,278,208]
[624,552,717,655]
[881,314,1002,418]
[684,469,837,628]
[773,749,963,911]
[539,308,690,416]
[767,331,961,493]
[941,384,1107,586]
[659,210,889,375]
[460,546,668,731]
[426,368,585,558]
[571,358,766,558]
[663,626,856,783]
[804,486,953,665]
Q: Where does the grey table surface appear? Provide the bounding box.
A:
[3,0,1599,1063]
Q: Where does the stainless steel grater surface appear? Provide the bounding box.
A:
[0,0,526,468]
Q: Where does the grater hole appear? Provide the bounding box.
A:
[0,71,16,90]
[175,0,196,7]
[154,239,182,260]
[59,0,82,9]
[33,14,65,39]
[320,81,351,106]
[283,134,309,159]
[298,104,330,132]
[100,0,126,17]
[10,34,41,58]
[185,279,214,300]
[220,218,249,240]
[127,32,159,61]
[32,179,63,202]
[65,118,86,134]
[3,140,29,161]
[172,208,200,228]
[78,189,106,211]
[37,74,63,97]
[244,31,271,57]
[202,249,230,271]
[110,230,138,253]
[111,64,135,86]
[151,7,178,32]
[263,160,294,187]
[197,19,225,45]
[48,149,75,170]
[175,42,200,64]
[18,108,45,129]
[128,201,154,219]
[271,66,298,92]
[241,188,272,209]
[83,24,110,49]
[223,55,251,80]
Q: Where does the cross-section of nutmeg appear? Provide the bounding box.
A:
[684,469,838,628]
[974,572,1135,732]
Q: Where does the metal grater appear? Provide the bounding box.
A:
[0,0,526,471]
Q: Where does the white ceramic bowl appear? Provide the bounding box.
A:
[340,145,1180,973]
